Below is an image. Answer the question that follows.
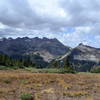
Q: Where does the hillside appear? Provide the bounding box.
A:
[56,43,100,72]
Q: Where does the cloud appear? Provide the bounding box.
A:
[0,0,100,48]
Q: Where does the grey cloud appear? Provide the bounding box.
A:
[60,0,100,27]
[0,0,69,30]
[0,0,100,47]
[1,0,100,28]
[0,0,43,28]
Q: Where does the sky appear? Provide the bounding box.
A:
[0,0,100,47]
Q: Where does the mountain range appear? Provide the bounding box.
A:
[0,37,100,71]
[0,37,70,67]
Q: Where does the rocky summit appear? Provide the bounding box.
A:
[57,43,100,72]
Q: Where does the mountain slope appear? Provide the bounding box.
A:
[57,43,100,72]
[0,37,70,67]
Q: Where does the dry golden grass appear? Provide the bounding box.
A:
[0,70,100,100]
[63,91,89,97]
[0,87,16,95]
[95,83,100,87]
[0,98,6,100]
[86,96,94,100]
[41,88,54,94]
[57,79,72,89]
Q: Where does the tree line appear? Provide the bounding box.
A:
[0,53,75,73]
[0,54,35,68]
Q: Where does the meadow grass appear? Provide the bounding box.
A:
[0,70,100,100]
[24,67,75,74]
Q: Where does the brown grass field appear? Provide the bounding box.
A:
[0,70,100,100]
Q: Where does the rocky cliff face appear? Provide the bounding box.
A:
[58,43,100,72]
[72,43,100,63]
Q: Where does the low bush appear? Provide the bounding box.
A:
[21,93,33,100]
[3,79,12,84]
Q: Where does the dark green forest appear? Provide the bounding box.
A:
[0,54,34,68]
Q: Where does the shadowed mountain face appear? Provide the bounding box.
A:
[57,43,100,72]
[0,37,70,64]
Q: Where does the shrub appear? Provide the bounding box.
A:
[21,93,33,100]
[3,79,11,84]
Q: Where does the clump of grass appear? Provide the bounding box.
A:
[3,79,12,84]
[20,80,28,85]
[21,93,33,100]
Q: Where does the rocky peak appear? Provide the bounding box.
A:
[76,43,97,52]
[79,43,84,46]
[57,43,100,72]
[0,37,70,62]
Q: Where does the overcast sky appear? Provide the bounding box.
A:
[0,0,100,47]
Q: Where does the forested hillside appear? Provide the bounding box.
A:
[0,54,34,68]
